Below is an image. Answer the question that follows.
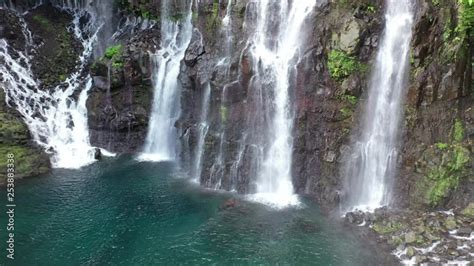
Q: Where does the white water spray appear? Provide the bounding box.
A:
[0,5,103,168]
[343,0,414,211]
[248,0,316,208]
[192,83,210,182]
[140,1,193,161]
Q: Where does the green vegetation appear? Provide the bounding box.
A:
[456,0,474,36]
[452,118,465,142]
[337,94,358,105]
[425,144,469,206]
[328,50,364,81]
[442,0,473,44]
[366,4,376,13]
[373,222,403,235]
[105,44,122,59]
[339,107,352,118]
[212,1,220,18]
[112,62,124,69]
[461,203,474,217]
[206,0,221,32]
[0,112,28,143]
[415,118,470,207]
[220,105,228,123]
[435,142,449,150]
[0,144,49,180]
[104,44,124,70]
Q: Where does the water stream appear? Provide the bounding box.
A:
[247,0,316,207]
[0,4,102,168]
[140,0,193,162]
[343,0,414,211]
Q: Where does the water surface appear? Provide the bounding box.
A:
[1,156,391,265]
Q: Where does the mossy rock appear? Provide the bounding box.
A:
[461,202,474,218]
[0,112,29,144]
[373,221,404,234]
[0,144,50,183]
[413,143,471,208]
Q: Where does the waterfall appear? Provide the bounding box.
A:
[0,4,104,168]
[343,0,414,211]
[247,0,316,207]
[139,0,193,161]
[192,83,210,182]
[206,1,235,189]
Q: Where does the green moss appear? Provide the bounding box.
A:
[456,0,474,36]
[105,44,122,59]
[373,222,403,234]
[461,202,474,217]
[220,105,228,123]
[212,0,220,18]
[435,143,449,150]
[206,0,222,32]
[366,4,376,13]
[425,144,470,206]
[337,94,358,105]
[0,112,29,143]
[339,107,353,118]
[112,62,124,69]
[328,50,363,81]
[452,118,465,142]
[0,144,49,180]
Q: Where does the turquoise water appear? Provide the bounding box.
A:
[1,156,392,265]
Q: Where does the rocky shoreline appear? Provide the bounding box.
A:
[345,205,474,264]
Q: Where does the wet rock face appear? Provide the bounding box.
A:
[1,0,470,213]
[24,4,83,88]
[86,28,158,153]
[395,0,473,210]
[0,88,50,183]
[0,9,26,50]
[292,0,383,204]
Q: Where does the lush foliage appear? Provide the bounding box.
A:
[337,94,358,105]
[427,145,469,205]
[457,0,473,35]
[105,44,122,59]
[328,50,361,81]
[104,44,124,69]
[452,118,465,142]
[424,119,469,206]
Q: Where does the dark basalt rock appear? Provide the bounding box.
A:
[24,4,83,88]
[86,27,159,153]
[94,148,102,160]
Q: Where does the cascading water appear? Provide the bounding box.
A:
[192,83,210,182]
[343,0,414,211]
[0,4,104,168]
[140,0,193,161]
[205,0,238,190]
[246,0,316,207]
